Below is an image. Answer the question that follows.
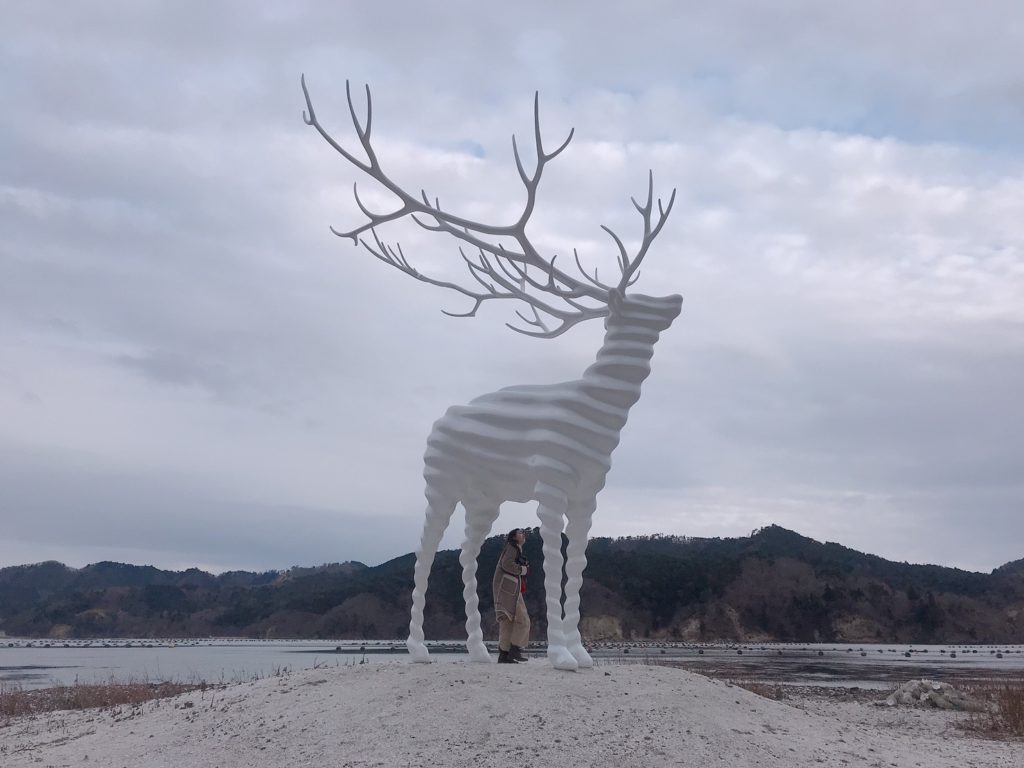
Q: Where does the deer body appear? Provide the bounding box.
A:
[426,296,679,502]
[301,77,682,670]
[408,293,681,670]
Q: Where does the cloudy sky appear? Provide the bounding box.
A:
[2,1,1023,574]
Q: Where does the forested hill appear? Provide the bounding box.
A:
[2,526,1021,643]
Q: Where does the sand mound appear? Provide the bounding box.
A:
[1,662,1016,767]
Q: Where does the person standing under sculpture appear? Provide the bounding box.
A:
[492,529,531,663]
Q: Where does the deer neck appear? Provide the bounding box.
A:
[580,315,662,418]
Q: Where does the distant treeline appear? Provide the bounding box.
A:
[1,526,1022,643]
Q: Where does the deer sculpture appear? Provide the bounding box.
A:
[302,77,682,671]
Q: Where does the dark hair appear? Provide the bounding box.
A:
[506,528,522,543]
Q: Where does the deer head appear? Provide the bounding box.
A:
[301,77,679,338]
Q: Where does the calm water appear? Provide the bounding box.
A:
[0,639,448,689]
[2,639,1022,690]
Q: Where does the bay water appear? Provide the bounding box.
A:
[2,639,1022,691]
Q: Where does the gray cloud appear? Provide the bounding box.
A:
[2,1,1023,573]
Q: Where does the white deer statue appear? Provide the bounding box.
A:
[302,77,682,671]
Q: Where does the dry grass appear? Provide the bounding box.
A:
[0,679,206,722]
[957,680,1024,740]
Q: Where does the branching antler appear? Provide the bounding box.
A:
[302,75,676,338]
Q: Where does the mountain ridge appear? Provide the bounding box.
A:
[2,525,1021,643]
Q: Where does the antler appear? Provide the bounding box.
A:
[603,170,677,291]
[302,76,675,338]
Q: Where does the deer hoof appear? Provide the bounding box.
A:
[568,644,594,668]
[407,639,431,663]
[548,645,579,671]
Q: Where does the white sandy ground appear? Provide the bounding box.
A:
[1,662,1019,767]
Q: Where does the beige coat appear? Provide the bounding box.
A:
[492,542,526,622]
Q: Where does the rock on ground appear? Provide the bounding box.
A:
[881,679,983,711]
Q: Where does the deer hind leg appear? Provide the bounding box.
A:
[460,497,501,662]
[406,487,459,663]
[563,498,596,668]
[535,481,577,671]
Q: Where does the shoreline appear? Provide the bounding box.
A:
[5,638,1022,693]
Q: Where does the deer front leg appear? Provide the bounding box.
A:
[406,489,459,663]
[535,481,577,671]
[460,498,501,662]
[563,499,596,668]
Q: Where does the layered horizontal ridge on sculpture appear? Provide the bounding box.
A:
[302,76,682,671]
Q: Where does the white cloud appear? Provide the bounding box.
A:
[1,1,1022,573]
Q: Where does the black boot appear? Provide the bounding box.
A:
[510,645,528,662]
[497,650,517,664]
